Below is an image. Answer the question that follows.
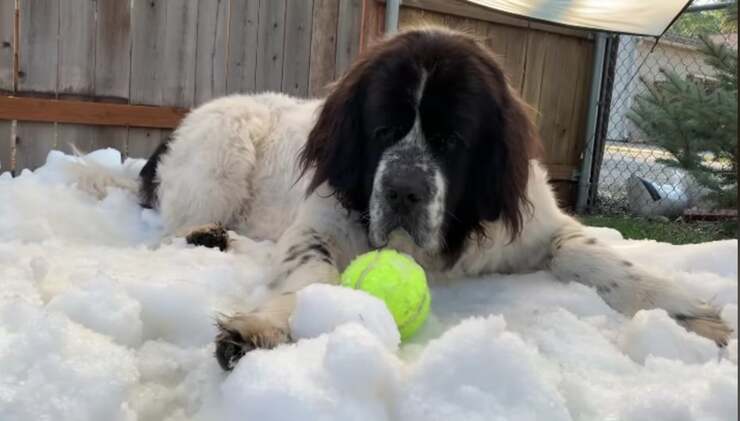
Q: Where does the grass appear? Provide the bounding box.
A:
[580,215,738,245]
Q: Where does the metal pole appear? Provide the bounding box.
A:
[686,2,733,13]
[385,0,401,34]
[576,32,607,213]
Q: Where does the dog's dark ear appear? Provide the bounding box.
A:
[472,47,542,240]
[298,61,372,212]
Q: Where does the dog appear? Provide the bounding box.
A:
[80,28,730,371]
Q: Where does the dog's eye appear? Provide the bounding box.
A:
[373,127,395,143]
[428,133,463,151]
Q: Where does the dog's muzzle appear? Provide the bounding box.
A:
[369,142,444,251]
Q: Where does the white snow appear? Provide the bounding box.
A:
[0,150,737,421]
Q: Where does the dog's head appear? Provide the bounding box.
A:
[299,28,540,264]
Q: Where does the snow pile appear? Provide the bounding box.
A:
[0,150,737,421]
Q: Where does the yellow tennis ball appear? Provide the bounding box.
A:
[341,249,430,341]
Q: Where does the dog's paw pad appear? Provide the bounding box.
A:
[214,314,290,371]
[186,224,228,251]
[215,326,254,371]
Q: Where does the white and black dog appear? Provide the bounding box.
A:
[82,28,730,370]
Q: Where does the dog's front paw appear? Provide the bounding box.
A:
[214,313,290,371]
[185,223,229,251]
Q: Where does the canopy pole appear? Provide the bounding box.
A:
[385,0,400,34]
[576,32,607,213]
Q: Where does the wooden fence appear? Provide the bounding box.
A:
[0,0,596,207]
[0,0,363,172]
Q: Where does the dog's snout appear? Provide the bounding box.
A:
[384,175,429,212]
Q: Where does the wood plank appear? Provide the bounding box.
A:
[484,23,528,92]
[0,96,187,128]
[162,0,199,107]
[130,0,166,157]
[17,0,59,95]
[58,0,95,97]
[226,0,260,93]
[282,0,314,97]
[128,127,169,160]
[92,126,128,157]
[15,122,56,170]
[94,0,131,156]
[335,0,362,77]
[57,0,97,154]
[0,0,13,93]
[546,163,578,181]
[535,35,563,164]
[360,0,384,51]
[520,30,549,125]
[308,0,339,97]
[443,14,471,32]
[0,120,10,173]
[194,0,228,104]
[16,1,59,170]
[256,0,287,92]
[398,6,420,27]
[0,0,12,172]
[95,0,131,101]
[568,38,594,165]
[131,0,166,106]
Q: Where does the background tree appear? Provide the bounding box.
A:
[627,34,737,208]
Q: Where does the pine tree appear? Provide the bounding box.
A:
[627,35,737,208]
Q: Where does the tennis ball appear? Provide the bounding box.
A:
[341,249,430,341]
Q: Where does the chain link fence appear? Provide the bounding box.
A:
[588,4,737,218]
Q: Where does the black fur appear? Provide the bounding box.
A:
[299,30,540,265]
[138,139,171,209]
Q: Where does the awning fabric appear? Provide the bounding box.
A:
[464,0,693,36]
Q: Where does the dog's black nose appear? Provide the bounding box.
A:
[385,176,429,213]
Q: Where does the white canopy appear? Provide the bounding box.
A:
[465,0,693,36]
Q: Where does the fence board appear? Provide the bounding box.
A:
[58,0,94,97]
[15,122,56,170]
[361,0,385,52]
[18,0,58,95]
[282,0,313,97]
[256,0,287,92]
[335,0,361,77]
[57,0,96,154]
[162,0,199,107]
[0,121,9,173]
[195,0,228,105]
[16,1,59,170]
[520,31,549,124]
[0,0,13,93]
[0,0,12,171]
[226,0,260,93]
[484,24,528,92]
[94,0,131,156]
[128,128,170,159]
[96,0,131,101]
[308,0,339,97]
[537,35,569,163]
[131,0,165,106]
[130,0,167,157]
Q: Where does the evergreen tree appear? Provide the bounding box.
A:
[627,35,737,208]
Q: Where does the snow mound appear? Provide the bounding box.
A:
[290,283,401,350]
[0,150,737,421]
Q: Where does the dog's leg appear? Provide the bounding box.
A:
[549,226,732,346]
[214,212,365,370]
